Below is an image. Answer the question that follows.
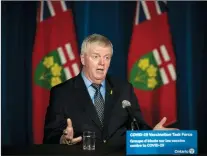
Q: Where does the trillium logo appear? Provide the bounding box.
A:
[189,148,195,154]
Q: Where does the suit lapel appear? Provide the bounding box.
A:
[103,77,120,138]
[74,74,103,130]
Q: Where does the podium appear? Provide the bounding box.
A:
[2,143,126,156]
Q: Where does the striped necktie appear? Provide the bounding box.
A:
[91,83,104,126]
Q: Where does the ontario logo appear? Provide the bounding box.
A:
[189,148,195,154]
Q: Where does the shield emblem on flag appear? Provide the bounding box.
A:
[34,43,80,89]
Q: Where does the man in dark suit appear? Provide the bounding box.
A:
[43,34,177,147]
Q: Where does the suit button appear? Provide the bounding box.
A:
[103,140,106,143]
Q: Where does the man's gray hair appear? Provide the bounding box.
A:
[81,34,113,55]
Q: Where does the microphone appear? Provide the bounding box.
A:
[122,100,139,130]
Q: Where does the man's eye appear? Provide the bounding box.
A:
[105,56,111,60]
[93,55,98,59]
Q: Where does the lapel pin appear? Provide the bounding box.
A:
[110,90,113,95]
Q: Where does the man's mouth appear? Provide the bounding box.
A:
[96,69,104,72]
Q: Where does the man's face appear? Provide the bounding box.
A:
[81,43,112,84]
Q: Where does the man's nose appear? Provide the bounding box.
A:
[99,57,105,65]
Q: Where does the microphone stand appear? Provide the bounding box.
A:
[130,118,139,130]
[123,104,140,130]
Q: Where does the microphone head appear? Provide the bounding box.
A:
[122,100,131,108]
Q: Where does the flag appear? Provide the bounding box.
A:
[128,1,177,127]
[32,0,80,144]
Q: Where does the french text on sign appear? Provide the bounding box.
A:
[126,130,197,155]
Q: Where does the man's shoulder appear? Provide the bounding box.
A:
[106,75,132,88]
[50,75,78,91]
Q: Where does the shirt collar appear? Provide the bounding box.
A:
[81,71,105,89]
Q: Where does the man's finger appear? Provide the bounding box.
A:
[71,136,82,144]
[67,118,72,128]
[64,125,74,139]
[64,118,74,140]
[158,117,167,126]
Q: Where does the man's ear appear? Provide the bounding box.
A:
[80,54,85,65]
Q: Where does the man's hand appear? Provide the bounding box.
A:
[153,117,179,130]
[60,118,82,145]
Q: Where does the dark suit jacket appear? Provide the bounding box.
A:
[43,73,151,147]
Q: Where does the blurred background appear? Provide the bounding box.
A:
[2,1,207,154]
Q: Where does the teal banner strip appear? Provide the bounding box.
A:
[126,130,197,155]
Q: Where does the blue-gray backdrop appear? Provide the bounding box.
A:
[2,1,207,153]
